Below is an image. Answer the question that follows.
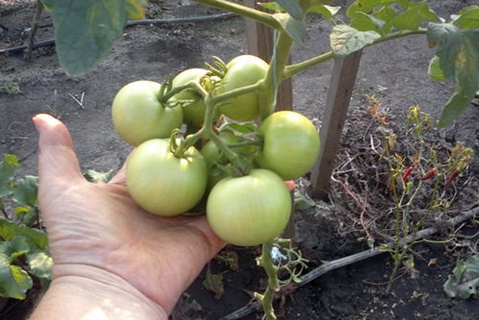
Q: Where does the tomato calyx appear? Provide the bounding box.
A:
[204,56,228,79]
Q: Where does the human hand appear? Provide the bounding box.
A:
[30,114,226,319]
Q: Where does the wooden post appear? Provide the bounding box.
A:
[244,0,293,111]
[311,50,363,200]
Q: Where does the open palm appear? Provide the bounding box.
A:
[34,114,225,314]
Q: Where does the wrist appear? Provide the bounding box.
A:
[30,264,168,320]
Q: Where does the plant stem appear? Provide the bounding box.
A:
[257,240,280,320]
[193,0,280,29]
[284,29,427,79]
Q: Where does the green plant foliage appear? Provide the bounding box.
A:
[427,24,479,127]
[444,254,479,299]
[330,25,380,57]
[0,155,52,300]
[41,0,147,76]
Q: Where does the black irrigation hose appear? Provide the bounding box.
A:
[220,206,479,320]
[0,12,237,55]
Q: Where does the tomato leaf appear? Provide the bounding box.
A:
[308,5,341,20]
[452,6,479,29]
[444,254,479,299]
[427,23,479,127]
[391,1,440,31]
[272,13,307,45]
[330,25,380,57]
[428,55,446,81]
[276,0,303,20]
[43,0,129,76]
[126,0,147,20]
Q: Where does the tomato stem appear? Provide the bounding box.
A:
[257,240,280,320]
[193,0,280,30]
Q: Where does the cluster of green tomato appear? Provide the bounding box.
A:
[111,55,320,246]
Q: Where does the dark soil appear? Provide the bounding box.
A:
[1,1,478,319]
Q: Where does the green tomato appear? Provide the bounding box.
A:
[256,111,320,180]
[206,169,291,246]
[215,55,268,121]
[112,80,183,146]
[126,138,207,216]
[171,68,209,128]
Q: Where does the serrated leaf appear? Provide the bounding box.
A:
[308,5,341,20]
[126,0,146,19]
[428,24,479,127]
[444,254,479,299]
[428,55,446,81]
[272,13,307,45]
[277,0,303,20]
[453,6,479,29]
[13,176,38,207]
[45,0,129,75]
[330,25,380,57]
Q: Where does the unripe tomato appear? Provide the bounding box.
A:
[215,55,268,121]
[171,68,209,128]
[126,139,207,216]
[256,111,320,180]
[206,169,291,246]
[112,80,183,146]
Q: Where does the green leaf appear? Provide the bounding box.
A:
[272,13,307,45]
[453,6,479,29]
[0,256,33,300]
[330,25,380,57]
[294,191,316,210]
[83,169,114,183]
[44,0,129,76]
[0,218,48,249]
[428,24,479,127]
[444,254,479,299]
[27,251,53,282]
[126,0,147,19]
[0,236,30,261]
[276,0,303,20]
[13,176,38,207]
[391,1,440,31]
[0,154,19,198]
[308,5,341,20]
[428,55,446,81]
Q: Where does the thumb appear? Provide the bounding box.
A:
[33,114,84,188]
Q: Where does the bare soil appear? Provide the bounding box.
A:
[1,1,478,319]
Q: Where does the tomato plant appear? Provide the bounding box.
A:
[39,0,479,319]
[126,138,208,216]
[215,55,268,121]
[112,80,183,146]
[256,111,320,180]
[206,169,291,246]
